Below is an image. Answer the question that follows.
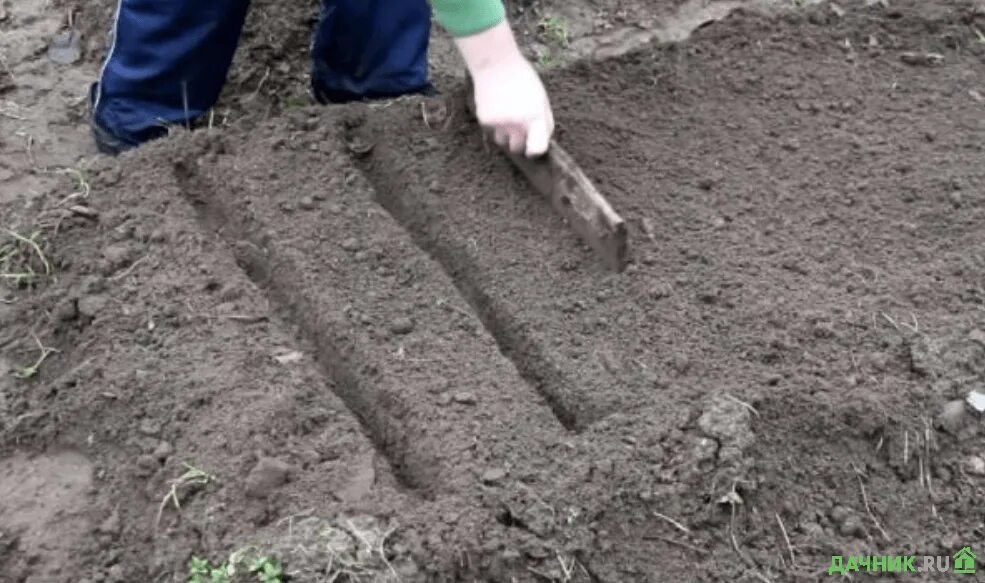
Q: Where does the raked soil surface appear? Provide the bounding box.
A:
[3,0,985,582]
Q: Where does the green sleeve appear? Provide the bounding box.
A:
[430,0,506,37]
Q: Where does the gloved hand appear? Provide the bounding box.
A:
[454,21,555,157]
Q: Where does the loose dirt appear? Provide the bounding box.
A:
[3,0,985,582]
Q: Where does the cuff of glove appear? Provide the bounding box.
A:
[432,0,506,38]
[452,19,525,75]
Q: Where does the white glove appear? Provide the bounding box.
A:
[454,21,555,157]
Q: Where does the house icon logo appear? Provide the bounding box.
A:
[954,546,976,574]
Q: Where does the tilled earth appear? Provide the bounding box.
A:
[3,0,985,582]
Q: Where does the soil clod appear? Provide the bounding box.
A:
[245,457,292,499]
[77,295,108,320]
[965,456,985,476]
[481,467,507,485]
[138,418,162,437]
[5,1,985,580]
[936,399,968,435]
[452,391,477,405]
[389,317,415,335]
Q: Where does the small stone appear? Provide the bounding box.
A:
[107,564,125,583]
[829,505,851,524]
[697,177,715,190]
[48,29,82,65]
[801,522,824,538]
[693,437,719,462]
[245,457,291,499]
[340,237,361,252]
[53,298,79,321]
[327,204,343,215]
[299,196,316,210]
[97,509,121,535]
[135,455,158,471]
[698,396,755,450]
[480,468,506,484]
[452,392,476,405]
[649,283,672,300]
[218,283,244,303]
[964,456,985,476]
[149,228,169,243]
[936,400,968,435]
[153,441,173,462]
[968,329,985,346]
[77,294,109,319]
[138,418,161,437]
[500,548,521,562]
[102,243,135,271]
[839,515,865,538]
[389,317,414,335]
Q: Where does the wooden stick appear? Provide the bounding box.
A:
[462,76,629,272]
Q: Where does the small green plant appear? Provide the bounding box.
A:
[536,16,569,70]
[187,556,233,583]
[539,16,569,47]
[186,554,285,583]
[250,557,284,583]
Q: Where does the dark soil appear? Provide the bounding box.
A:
[352,0,985,574]
[3,0,985,582]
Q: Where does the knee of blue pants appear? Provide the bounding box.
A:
[92,0,252,146]
[311,0,432,102]
[93,0,432,147]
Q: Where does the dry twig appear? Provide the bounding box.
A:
[775,513,795,567]
[852,465,891,542]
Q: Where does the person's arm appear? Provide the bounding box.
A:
[430,0,554,157]
[429,0,506,38]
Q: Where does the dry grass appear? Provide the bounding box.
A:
[252,515,410,582]
[0,228,53,288]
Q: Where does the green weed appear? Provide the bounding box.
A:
[249,557,284,583]
[187,556,234,583]
[539,16,569,47]
[185,554,284,583]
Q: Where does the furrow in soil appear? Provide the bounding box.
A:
[166,123,570,500]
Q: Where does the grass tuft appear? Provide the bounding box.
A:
[0,228,53,288]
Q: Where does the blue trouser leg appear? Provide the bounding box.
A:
[311,0,433,103]
[91,0,252,148]
[92,0,432,150]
